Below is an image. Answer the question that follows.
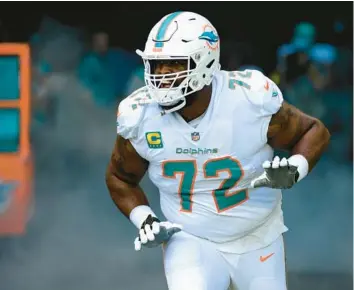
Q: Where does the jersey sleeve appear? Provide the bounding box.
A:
[116,87,151,140]
[243,70,284,117]
[237,70,284,144]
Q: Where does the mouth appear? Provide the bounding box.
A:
[160,80,173,89]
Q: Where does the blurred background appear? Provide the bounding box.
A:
[0,2,352,290]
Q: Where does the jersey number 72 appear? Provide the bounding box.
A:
[162,156,249,213]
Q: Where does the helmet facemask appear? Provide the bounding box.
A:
[137,49,218,114]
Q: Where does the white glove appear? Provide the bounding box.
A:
[134,214,183,251]
[251,156,300,189]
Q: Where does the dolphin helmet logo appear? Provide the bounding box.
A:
[199,25,219,51]
[199,31,219,43]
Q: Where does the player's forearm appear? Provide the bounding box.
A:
[105,172,149,219]
[291,119,330,171]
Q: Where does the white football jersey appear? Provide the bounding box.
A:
[117,70,288,254]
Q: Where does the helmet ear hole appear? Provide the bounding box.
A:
[206,59,215,69]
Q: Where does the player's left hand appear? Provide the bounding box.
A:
[251,156,299,189]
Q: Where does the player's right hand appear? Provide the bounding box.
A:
[134,214,183,251]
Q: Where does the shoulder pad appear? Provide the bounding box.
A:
[116,87,153,139]
[231,69,283,116]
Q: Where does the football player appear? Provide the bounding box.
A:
[106,11,330,290]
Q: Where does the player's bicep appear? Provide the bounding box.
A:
[108,135,148,185]
[267,101,317,150]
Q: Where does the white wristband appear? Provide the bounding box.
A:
[288,154,309,182]
[129,205,157,229]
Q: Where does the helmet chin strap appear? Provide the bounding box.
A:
[159,98,186,115]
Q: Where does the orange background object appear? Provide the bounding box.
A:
[0,44,33,236]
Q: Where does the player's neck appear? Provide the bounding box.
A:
[178,86,212,123]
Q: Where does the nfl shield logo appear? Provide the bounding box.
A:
[191,132,200,141]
